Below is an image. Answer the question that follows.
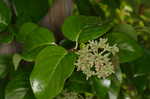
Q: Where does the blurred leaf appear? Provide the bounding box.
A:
[108,59,122,99]
[30,46,77,99]
[133,75,148,93]
[16,22,38,43]
[0,1,11,32]
[23,89,36,99]
[101,0,120,17]
[48,0,55,6]
[5,71,30,99]
[0,82,4,99]
[91,77,110,99]
[0,33,13,44]
[12,0,48,24]
[65,71,92,93]
[133,49,150,75]
[63,16,111,43]
[108,32,143,63]
[0,55,11,79]
[113,24,137,40]
[141,0,150,8]
[75,0,97,16]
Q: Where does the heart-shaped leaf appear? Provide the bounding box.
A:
[30,45,77,99]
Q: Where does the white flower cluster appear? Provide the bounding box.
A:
[75,38,119,79]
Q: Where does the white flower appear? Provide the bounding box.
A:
[75,38,119,79]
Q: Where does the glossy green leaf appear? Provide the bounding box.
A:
[21,45,46,62]
[63,16,111,43]
[0,1,11,32]
[16,22,39,43]
[108,32,143,63]
[5,71,30,99]
[30,46,77,99]
[17,22,55,61]
[18,22,55,50]
[24,27,55,51]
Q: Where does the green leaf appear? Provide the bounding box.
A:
[0,55,11,79]
[5,71,30,99]
[65,71,92,93]
[101,0,120,12]
[0,80,5,99]
[30,46,77,99]
[16,22,39,43]
[75,0,97,16]
[23,89,36,99]
[108,32,143,63]
[21,45,46,62]
[133,49,150,75]
[109,73,122,99]
[62,16,111,43]
[133,75,148,93]
[18,22,55,50]
[0,1,11,32]
[24,27,55,51]
[113,24,137,40]
[12,0,49,23]
[91,77,110,99]
[17,22,55,61]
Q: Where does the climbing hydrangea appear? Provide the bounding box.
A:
[75,38,119,79]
